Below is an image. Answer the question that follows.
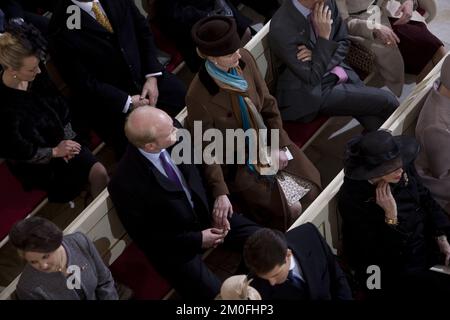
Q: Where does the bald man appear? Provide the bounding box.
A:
[108,107,260,300]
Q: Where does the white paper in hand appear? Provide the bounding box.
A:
[385,0,426,23]
[430,264,450,276]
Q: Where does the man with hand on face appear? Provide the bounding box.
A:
[48,0,186,158]
[269,0,399,132]
[108,107,260,300]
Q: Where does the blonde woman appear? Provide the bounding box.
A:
[0,22,108,203]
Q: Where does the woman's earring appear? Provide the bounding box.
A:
[13,74,17,79]
[214,60,218,65]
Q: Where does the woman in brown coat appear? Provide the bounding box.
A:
[186,16,321,231]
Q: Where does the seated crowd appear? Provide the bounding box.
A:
[0,0,449,300]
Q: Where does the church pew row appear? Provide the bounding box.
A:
[288,54,448,256]
[0,19,327,299]
[2,20,443,301]
[0,0,167,251]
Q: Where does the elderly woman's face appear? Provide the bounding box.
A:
[22,247,61,273]
[375,167,404,184]
[14,55,41,82]
[213,49,241,71]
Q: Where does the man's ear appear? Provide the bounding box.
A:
[143,142,156,153]
[286,249,292,260]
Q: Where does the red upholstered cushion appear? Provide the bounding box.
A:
[89,132,102,150]
[0,163,47,240]
[109,243,172,300]
[283,116,329,148]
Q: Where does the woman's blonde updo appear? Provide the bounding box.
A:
[0,21,47,70]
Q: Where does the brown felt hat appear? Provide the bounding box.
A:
[191,16,241,57]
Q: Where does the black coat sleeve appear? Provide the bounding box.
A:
[307,223,353,300]
[129,0,163,76]
[410,166,450,236]
[108,182,203,264]
[49,35,129,116]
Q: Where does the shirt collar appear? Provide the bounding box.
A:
[71,0,99,12]
[292,0,311,18]
[289,254,297,272]
[139,148,164,163]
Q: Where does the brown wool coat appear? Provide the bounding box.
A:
[185,49,321,230]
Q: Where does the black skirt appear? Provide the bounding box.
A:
[8,144,98,203]
[389,17,444,75]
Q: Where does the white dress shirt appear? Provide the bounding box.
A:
[289,254,305,282]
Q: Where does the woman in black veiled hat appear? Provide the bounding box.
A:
[338,130,450,299]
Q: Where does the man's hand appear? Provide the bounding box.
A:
[312,2,333,40]
[278,149,289,170]
[437,235,450,266]
[201,228,226,249]
[373,24,400,46]
[375,181,398,219]
[213,195,233,230]
[297,45,312,62]
[393,0,413,25]
[140,76,159,106]
[131,95,150,109]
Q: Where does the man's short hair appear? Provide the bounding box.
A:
[243,228,288,275]
[124,109,157,148]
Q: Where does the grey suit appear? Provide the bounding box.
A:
[16,232,118,300]
[269,0,398,131]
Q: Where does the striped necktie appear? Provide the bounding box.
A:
[92,2,114,33]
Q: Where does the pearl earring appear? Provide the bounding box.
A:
[214,61,218,65]
[13,75,17,79]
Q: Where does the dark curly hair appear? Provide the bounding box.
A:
[0,20,47,69]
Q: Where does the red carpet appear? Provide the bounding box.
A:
[283,116,329,148]
[109,243,172,300]
[0,163,47,240]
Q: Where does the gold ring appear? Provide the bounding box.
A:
[386,41,391,45]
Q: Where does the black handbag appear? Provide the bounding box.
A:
[345,40,375,80]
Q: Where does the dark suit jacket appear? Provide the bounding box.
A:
[48,0,163,116]
[250,223,352,300]
[269,0,359,121]
[0,0,56,18]
[108,143,212,270]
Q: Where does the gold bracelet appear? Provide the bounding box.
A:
[385,217,398,226]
